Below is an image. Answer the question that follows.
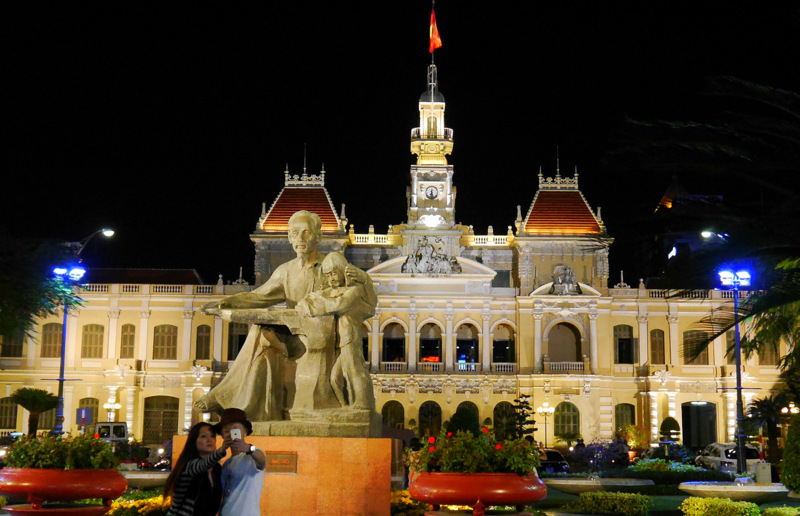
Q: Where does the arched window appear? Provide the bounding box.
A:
[649,329,665,364]
[614,325,634,364]
[41,323,62,358]
[492,324,515,363]
[142,396,179,444]
[493,401,517,441]
[81,324,105,359]
[455,324,479,364]
[0,397,18,429]
[457,401,479,420]
[419,323,442,363]
[227,323,249,361]
[78,397,100,426]
[419,401,442,438]
[195,325,211,360]
[549,323,581,362]
[554,402,580,436]
[381,400,405,429]
[615,403,635,430]
[120,324,135,359]
[683,331,709,365]
[153,325,178,360]
[382,323,405,362]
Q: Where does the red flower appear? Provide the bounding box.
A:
[446,432,453,438]
[495,444,502,450]
[428,436,436,444]
[482,427,489,433]
[428,446,436,452]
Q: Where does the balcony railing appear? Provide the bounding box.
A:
[491,363,517,373]
[456,362,480,372]
[381,362,407,372]
[417,362,443,373]
[411,127,453,141]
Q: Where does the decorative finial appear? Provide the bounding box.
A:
[556,146,561,177]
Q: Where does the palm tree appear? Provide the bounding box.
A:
[11,387,58,436]
[747,393,790,463]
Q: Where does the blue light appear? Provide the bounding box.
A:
[53,267,68,276]
[68,266,86,281]
[719,269,751,287]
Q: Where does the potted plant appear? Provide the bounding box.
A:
[0,434,127,515]
[407,428,546,516]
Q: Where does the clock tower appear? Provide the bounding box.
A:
[407,63,455,228]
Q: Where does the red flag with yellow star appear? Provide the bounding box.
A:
[429,8,442,53]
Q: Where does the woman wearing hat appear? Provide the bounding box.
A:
[213,408,266,516]
[164,421,231,516]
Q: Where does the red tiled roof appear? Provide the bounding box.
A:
[261,187,340,233]
[523,190,602,235]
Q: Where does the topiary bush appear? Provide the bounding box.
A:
[561,491,652,516]
[644,443,696,463]
[762,507,800,516]
[781,414,800,492]
[679,496,760,516]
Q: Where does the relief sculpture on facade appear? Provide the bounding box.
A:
[402,235,462,275]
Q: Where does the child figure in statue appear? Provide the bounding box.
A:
[297,252,376,411]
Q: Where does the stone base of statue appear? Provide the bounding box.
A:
[251,408,381,438]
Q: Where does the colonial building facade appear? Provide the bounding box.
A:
[1,63,784,448]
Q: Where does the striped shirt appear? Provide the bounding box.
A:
[166,448,226,516]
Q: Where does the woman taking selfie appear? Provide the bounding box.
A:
[164,422,231,516]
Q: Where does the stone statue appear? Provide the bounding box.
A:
[195,210,375,422]
[297,252,375,411]
[549,264,582,295]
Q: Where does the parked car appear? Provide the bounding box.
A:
[0,432,23,468]
[694,443,761,473]
[539,449,570,474]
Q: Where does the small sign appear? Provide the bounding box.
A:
[76,407,93,424]
[264,451,298,474]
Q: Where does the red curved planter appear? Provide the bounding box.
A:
[409,472,547,516]
[0,468,127,510]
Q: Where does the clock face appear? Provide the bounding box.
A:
[425,186,439,200]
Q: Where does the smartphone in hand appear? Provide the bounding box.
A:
[230,428,242,440]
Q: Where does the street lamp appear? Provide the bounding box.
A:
[718,268,752,475]
[782,402,799,416]
[536,402,555,448]
[49,229,114,435]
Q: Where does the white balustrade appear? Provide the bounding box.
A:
[381,362,407,372]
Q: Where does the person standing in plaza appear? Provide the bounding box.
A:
[214,408,266,516]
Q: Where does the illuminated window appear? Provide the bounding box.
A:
[455,324,479,363]
[419,323,442,363]
[81,324,104,359]
[382,323,405,362]
[41,323,62,358]
[153,325,177,360]
[492,324,515,363]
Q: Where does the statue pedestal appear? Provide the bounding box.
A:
[174,435,391,515]
[251,408,382,437]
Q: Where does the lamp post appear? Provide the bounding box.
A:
[782,402,799,416]
[536,402,555,448]
[50,229,114,435]
[719,268,751,475]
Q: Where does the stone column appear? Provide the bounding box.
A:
[667,391,677,419]
[184,387,194,431]
[212,315,223,361]
[138,311,151,362]
[533,312,543,372]
[445,313,454,372]
[63,385,75,431]
[371,313,380,371]
[126,387,137,440]
[105,386,120,422]
[408,313,418,371]
[725,391,736,442]
[589,312,598,374]
[482,313,491,372]
[648,391,659,442]
[668,314,680,365]
[181,311,194,361]
[107,310,120,360]
[637,314,649,366]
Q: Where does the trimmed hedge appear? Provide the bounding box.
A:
[679,497,760,516]
[562,491,652,516]
[602,466,734,484]
[762,507,800,516]
[781,414,800,491]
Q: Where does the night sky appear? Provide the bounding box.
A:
[4,2,799,284]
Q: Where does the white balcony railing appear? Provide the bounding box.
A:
[417,362,443,373]
[492,363,517,373]
[381,361,407,372]
[456,362,480,372]
[549,361,585,372]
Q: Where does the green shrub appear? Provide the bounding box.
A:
[679,497,760,516]
[5,434,117,470]
[561,491,652,516]
[603,465,734,484]
[762,507,800,516]
[391,490,430,516]
[781,414,800,491]
[0,496,6,507]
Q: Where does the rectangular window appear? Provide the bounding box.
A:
[0,333,24,358]
[153,325,178,360]
[195,325,211,360]
[759,344,779,366]
[41,323,62,358]
[0,398,18,429]
[81,324,104,359]
[614,325,635,364]
[650,329,665,364]
[683,331,709,365]
[120,324,135,359]
[725,331,736,364]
